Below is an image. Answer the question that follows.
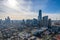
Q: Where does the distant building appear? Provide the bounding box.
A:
[38,10,42,21]
[0,19,2,24]
[48,19,51,28]
[0,31,3,40]
[43,16,48,27]
[38,10,42,27]
[22,19,25,25]
[5,16,10,24]
[11,36,20,40]
[32,18,38,27]
[25,19,32,27]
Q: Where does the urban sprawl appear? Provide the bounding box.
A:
[0,10,60,40]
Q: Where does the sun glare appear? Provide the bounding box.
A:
[6,0,18,9]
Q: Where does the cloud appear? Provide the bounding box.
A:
[0,0,60,20]
[0,0,36,20]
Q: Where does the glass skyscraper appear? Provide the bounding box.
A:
[38,10,42,21]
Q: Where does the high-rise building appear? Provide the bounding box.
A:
[48,19,51,28]
[5,16,10,24]
[38,10,42,21]
[43,16,48,27]
[38,10,42,27]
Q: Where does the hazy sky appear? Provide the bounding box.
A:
[0,0,60,20]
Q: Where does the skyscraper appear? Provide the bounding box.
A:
[48,19,51,28]
[43,16,48,27]
[38,10,42,21]
[5,16,10,24]
[38,10,42,27]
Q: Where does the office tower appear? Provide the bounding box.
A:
[5,16,10,24]
[43,16,48,27]
[38,10,42,27]
[32,18,38,27]
[38,10,42,21]
[48,19,51,28]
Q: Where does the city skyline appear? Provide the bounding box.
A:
[0,0,60,20]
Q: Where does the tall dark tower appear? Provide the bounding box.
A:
[38,10,42,21]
